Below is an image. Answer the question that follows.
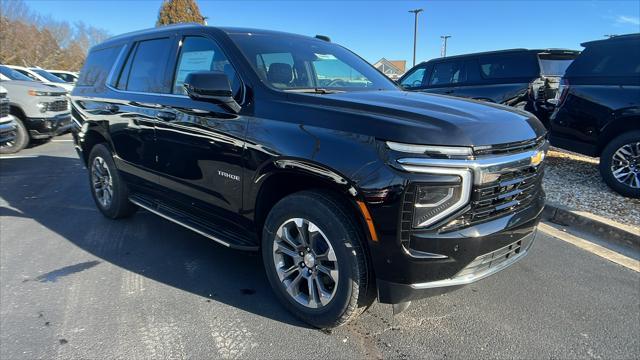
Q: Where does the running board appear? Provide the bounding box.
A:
[129,194,259,251]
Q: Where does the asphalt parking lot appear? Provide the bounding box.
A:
[1,135,639,359]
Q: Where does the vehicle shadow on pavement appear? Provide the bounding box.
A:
[0,155,310,328]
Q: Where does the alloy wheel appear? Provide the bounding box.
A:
[611,141,640,189]
[91,156,114,207]
[272,218,339,309]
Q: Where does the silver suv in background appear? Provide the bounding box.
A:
[46,70,78,84]
[0,86,17,152]
[0,65,72,153]
[4,65,75,93]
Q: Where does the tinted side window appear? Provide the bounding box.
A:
[429,61,464,85]
[464,59,482,83]
[77,45,123,87]
[400,67,427,88]
[173,36,241,97]
[567,40,640,77]
[478,53,538,79]
[120,38,172,93]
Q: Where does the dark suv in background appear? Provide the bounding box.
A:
[399,49,580,125]
[550,33,640,197]
[72,24,547,328]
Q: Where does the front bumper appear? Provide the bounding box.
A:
[369,139,547,304]
[25,113,73,139]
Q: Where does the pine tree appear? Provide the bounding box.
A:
[156,0,205,27]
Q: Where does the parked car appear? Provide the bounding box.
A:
[550,33,640,198]
[0,65,73,153]
[3,65,74,93]
[46,70,79,84]
[72,24,548,328]
[0,86,17,150]
[398,49,580,125]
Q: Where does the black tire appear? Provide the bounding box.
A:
[599,131,640,198]
[87,143,137,218]
[0,118,29,154]
[261,190,373,328]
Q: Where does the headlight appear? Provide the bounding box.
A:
[413,184,465,228]
[387,141,473,159]
[408,167,472,228]
[36,102,47,113]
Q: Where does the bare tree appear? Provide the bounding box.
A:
[0,0,110,71]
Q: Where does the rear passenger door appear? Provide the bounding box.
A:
[151,32,247,216]
[108,36,176,178]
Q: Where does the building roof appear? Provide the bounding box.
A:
[373,58,406,74]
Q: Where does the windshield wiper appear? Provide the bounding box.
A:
[284,88,344,94]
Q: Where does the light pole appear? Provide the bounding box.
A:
[440,35,451,57]
[409,9,423,67]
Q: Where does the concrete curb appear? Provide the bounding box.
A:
[542,203,640,251]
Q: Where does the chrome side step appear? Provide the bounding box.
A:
[129,194,258,251]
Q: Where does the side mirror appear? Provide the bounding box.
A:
[183,71,240,113]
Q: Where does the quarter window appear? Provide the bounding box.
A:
[173,36,241,98]
[478,53,538,79]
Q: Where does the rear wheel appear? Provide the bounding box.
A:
[262,190,373,328]
[599,131,640,198]
[87,144,137,218]
[0,118,29,154]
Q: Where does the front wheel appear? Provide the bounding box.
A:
[0,118,29,154]
[599,131,640,198]
[87,144,138,218]
[262,191,373,328]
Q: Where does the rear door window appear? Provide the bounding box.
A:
[118,37,173,93]
[478,52,538,79]
[429,61,464,86]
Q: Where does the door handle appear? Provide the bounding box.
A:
[155,111,176,121]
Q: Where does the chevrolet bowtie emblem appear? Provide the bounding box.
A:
[531,150,545,166]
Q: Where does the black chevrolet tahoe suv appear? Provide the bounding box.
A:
[399,49,580,125]
[72,24,548,328]
[550,33,640,198]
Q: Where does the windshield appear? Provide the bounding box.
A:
[0,66,34,81]
[229,33,397,92]
[32,69,66,83]
[538,58,575,76]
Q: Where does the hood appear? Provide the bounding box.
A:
[285,90,546,147]
[0,80,68,95]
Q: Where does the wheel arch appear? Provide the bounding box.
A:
[250,160,378,256]
[598,115,640,155]
[78,126,111,165]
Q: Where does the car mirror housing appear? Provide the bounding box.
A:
[183,71,240,113]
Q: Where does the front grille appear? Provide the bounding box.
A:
[444,164,544,231]
[473,136,546,156]
[44,99,68,112]
[454,234,533,279]
[0,97,9,118]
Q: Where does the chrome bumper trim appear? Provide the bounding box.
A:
[409,231,536,290]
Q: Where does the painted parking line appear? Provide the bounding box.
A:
[51,139,74,142]
[0,155,38,159]
[539,222,639,272]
